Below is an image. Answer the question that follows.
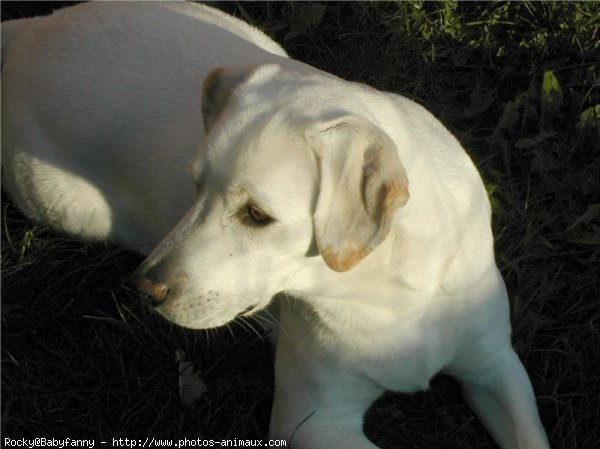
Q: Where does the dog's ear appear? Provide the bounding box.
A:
[306,115,409,272]
[201,65,255,132]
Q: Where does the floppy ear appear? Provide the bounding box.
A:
[201,65,255,132]
[306,115,409,272]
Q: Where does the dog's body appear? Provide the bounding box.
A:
[2,3,549,448]
[2,2,288,252]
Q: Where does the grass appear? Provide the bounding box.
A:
[2,1,599,448]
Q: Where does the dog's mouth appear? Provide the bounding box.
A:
[237,304,260,317]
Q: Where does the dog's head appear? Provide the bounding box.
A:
[135,64,409,329]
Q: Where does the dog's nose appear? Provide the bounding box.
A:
[136,277,169,306]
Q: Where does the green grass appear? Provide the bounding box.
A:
[2,1,599,448]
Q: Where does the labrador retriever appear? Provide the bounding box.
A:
[1,3,549,448]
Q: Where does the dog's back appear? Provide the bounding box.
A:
[1,2,287,253]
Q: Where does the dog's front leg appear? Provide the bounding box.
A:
[270,362,382,448]
[456,346,550,449]
[270,324,383,448]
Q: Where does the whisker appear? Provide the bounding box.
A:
[238,316,264,340]
[261,307,280,327]
[225,322,235,339]
[234,317,249,333]
[203,328,210,346]
[250,311,273,329]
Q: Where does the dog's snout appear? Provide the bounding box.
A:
[136,277,169,306]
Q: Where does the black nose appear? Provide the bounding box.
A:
[135,276,169,307]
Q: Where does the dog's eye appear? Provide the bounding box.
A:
[241,203,274,227]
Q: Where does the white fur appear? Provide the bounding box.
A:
[1,3,549,448]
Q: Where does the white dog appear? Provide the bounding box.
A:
[1,3,549,448]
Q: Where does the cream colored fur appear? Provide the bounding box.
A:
[1,3,549,448]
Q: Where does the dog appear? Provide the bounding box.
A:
[1,3,549,448]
